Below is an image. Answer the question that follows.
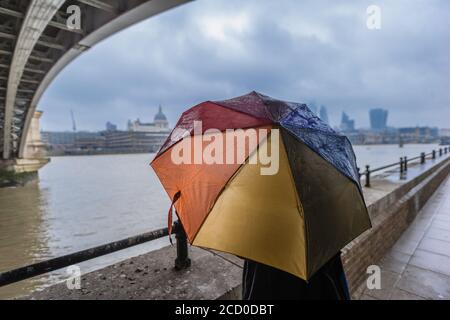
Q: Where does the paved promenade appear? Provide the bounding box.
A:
[361,175,450,300]
[21,155,450,300]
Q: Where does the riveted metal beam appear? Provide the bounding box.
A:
[19,78,40,84]
[0,7,23,19]
[77,0,116,13]
[28,55,53,63]
[23,67,46,74]
[0,30,65,50]
[0,49,50,64]
[3,0,66,159]
[0,31,15,40]
[36,38,66,50]
[0,6,84,34]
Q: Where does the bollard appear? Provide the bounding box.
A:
[365,165,370,187]
[357,167,361,184]
[432,150,436,159]
[399,157,404,173]
[173,220,191,270]
[404,156,408,171]
[420,152,425,164]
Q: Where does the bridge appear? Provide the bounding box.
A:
[0,0,191,172]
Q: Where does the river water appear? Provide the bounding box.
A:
[0,143,439,298]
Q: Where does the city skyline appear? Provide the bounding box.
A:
[41,105,442,133]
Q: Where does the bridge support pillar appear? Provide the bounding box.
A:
[1,111,49,187]
[18,110,50,172]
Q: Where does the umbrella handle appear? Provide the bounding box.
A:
[167,191,181,244]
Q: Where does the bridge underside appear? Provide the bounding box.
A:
[0,0,190,161]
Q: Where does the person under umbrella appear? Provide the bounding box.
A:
[151,91,371,300]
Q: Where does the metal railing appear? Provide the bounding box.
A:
[1,145,449,288]
[361,146,449,188]
[0,221,190,287]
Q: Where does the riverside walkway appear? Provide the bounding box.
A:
[10,151,450,300]
[360,175,450,300]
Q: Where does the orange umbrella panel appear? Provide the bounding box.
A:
[151,126,273,241]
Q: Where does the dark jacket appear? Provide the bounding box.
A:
[242,253,350,300]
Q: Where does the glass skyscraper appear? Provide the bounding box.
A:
[369,108,388,130]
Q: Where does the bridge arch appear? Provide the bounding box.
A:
[0,0,192,160]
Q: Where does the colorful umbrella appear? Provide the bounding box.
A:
[151,91,371,280]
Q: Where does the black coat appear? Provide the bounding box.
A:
[242,253,351,300]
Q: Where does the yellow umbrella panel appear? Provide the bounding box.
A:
[193,131,370,280]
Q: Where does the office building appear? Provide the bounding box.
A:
[319,105,329,124]
[370,108,388,130]
[340,112,355,132]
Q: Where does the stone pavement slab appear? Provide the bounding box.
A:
[361,176,450,300]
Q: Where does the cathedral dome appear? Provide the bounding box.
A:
[154,105,167,122]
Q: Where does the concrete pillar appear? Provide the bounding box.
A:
[10,110,49,173]
[22,111,47,160]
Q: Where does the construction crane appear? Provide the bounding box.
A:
[70,110,77,132]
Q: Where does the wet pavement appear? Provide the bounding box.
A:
[24,246,243,300]
[361,175,450,300]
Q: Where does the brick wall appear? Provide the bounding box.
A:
[342,158,450,297]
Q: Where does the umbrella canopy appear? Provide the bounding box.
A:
[151,91,371,280]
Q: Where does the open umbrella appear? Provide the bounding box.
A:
[151,91,371,280]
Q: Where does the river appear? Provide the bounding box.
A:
[0,143,439,299]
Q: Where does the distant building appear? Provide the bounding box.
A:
[154,105,169,129]
[103,131,169,153]
[399,127,439,143]
[440,128,450,137]
[106,106,171,153]
[42,106,172,155]
[440,129,450,145]
[106,121,117,131]
[319,105,329,124]
[128,105,170,132]
[344,131,365,145]
[340,112,355,132]
[73,132,105,150]
[41,131,76,148]
[308,102,317,115]
[370,108,388,131]
[42,131,107,153]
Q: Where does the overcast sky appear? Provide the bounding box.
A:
[39,0,450,131]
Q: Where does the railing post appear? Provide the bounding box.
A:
[440,148,442,157]
[420,152,425,164]
[400,157,404,173]
[365,165,370,187]
[432,150,436,159]
[173,220,191,270]
[404,156,408,171]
